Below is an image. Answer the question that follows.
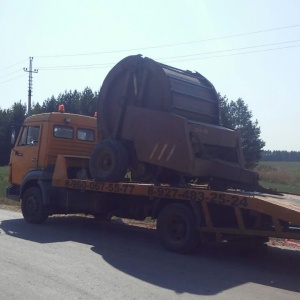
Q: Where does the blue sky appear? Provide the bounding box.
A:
[1,0,299,151]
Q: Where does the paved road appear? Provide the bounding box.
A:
[0,209,299,300]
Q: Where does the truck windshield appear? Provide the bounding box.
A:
[18,126,40,146]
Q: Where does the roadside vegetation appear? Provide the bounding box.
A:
[256,161,300,194]
[0,166,20,208]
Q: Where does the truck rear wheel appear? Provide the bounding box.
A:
[89,139,129,182]
[21,187,48,224]
[157,203,200,254]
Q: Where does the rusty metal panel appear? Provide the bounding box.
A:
[162,64,219,124]
[121,105,194,173]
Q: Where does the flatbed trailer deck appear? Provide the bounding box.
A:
[52,156,300,247]
[54,179,300,239]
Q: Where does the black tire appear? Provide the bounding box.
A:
[89,139,129,182]
[157,203,200,254]
[21,187,48,224]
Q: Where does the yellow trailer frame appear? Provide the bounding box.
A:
[53,155,300,241]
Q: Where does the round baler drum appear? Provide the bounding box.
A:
[89,139,129,182]
[97,55,220,140]
[97,55,171,139]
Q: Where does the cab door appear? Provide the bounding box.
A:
[10,125,41,185]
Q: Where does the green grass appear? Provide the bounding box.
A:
[0,166,20,208]
[255,161,300,194]
[0,166,9,197]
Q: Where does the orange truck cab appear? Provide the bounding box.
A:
[6,111,98,220]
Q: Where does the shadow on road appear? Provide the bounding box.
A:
[1,214,300,296]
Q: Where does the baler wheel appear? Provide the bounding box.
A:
[89,139,128,182]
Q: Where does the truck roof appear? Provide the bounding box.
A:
[24,112,96,127]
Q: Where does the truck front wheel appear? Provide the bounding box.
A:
[157,203,200,254]
[21,187,48,224]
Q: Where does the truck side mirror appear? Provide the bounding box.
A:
[11,128,16,145]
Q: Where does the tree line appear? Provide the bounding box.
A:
[261,150,300,161]
[0,89,265,168]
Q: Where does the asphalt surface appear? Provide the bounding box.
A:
[0,209,299,300]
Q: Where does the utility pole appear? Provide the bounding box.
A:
[23,57,38,116]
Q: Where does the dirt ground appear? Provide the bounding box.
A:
[0,203,20,212]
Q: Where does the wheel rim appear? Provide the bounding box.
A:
[25,195,39,214]
[97,151,113,172]
[167,214,187,243]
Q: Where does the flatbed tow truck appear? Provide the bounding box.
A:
[5,54,300,253]
[5,111,300,253]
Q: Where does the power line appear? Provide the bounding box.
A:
[35,24,300,58]
[0,69,22,79]
[38,62,115,70]
[36,39,300,71]
[163,44,300,64]
[4,24,300,73]
[0,74,26,85]
[157,39,300,61]
[0,59,28,72]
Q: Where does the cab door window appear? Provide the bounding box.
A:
[18,126,40,146]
